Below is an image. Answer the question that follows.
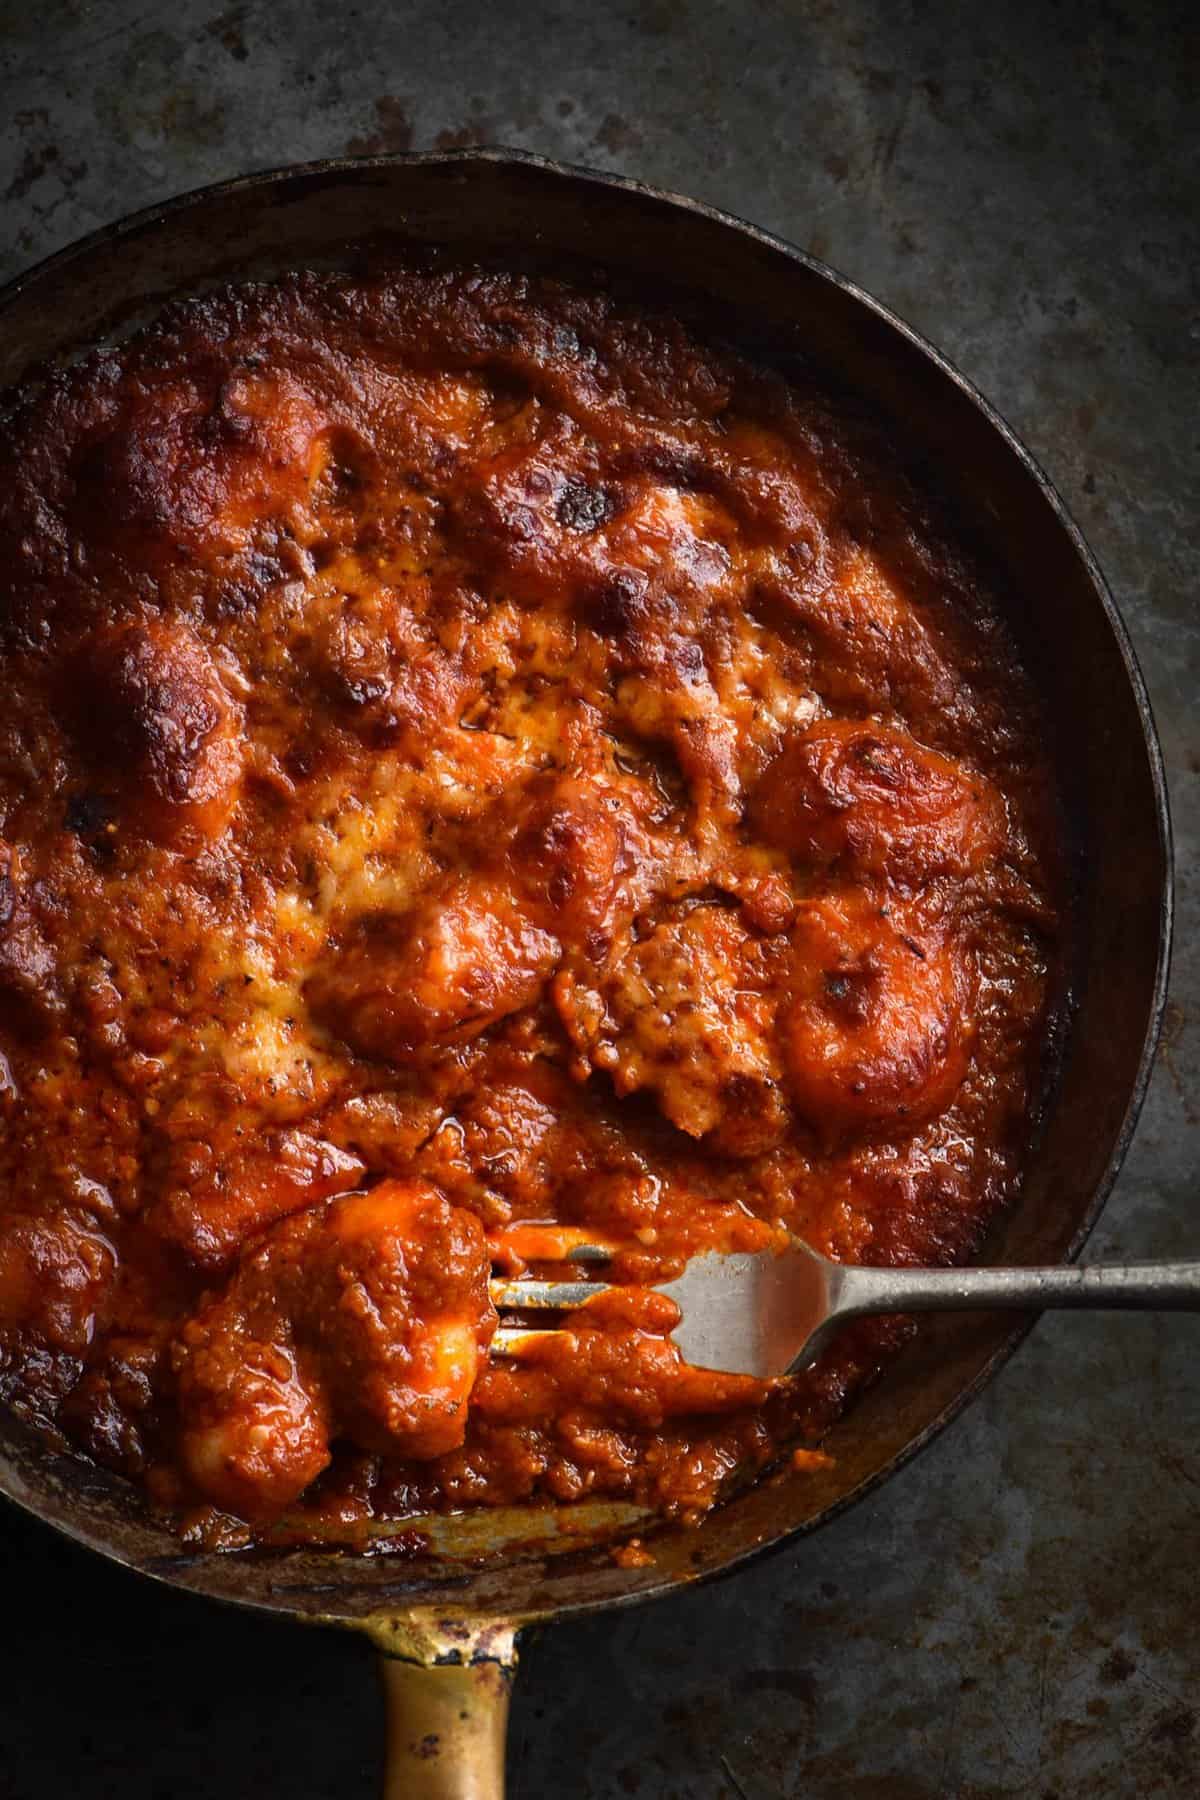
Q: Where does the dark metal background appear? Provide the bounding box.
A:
[0,4,1196,1797]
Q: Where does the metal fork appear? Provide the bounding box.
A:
[490,1236,1200,1377]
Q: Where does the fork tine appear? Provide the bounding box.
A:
[491,1325,569,1358]
[488,1278,607,1311]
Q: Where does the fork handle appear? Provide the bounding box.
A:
[836,1259,1200,1320]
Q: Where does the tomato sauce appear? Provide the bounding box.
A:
[0,267,1063,1546]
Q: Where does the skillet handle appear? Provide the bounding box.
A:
[374,1619,519,1800]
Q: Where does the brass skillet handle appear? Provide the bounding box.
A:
[372,1617,520,1800]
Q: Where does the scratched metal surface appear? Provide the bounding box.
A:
[0,3,1196,1796]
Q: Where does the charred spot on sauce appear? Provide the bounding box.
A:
[62,619,243,848]
[555,480,620,533]
[64,791,119,837]
[589,568,652,638]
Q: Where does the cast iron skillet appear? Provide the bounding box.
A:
[0,151,1172,1796]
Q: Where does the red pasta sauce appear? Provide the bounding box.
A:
[0,267,1063,1547]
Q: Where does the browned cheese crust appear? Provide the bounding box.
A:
[0,268,1063,1545]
